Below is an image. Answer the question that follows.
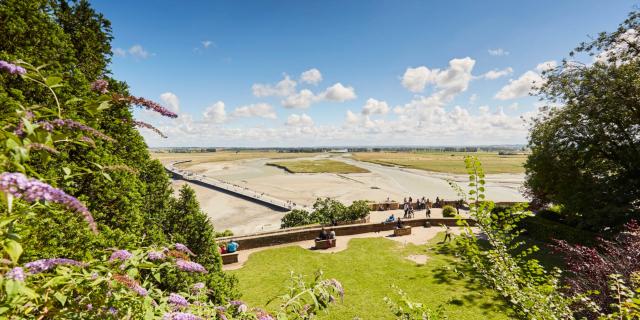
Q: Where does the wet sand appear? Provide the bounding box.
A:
[167,154,525,236]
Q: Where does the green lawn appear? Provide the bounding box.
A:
[351,152,526,174]
[267,159,369,174]
[229,234,513,319]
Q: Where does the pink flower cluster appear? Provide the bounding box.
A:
[25,258,86,274]
[174,243,195,256]
[132,120,167,138]
[0,60,26,75]
[162,312,202,320]
[5,267,25,281]
[168,293,189,307]
[114,94,178,118]
[90,79,109,94]
[175,259,207,273]
[37,118,115,142]
[109,249,133,262]
[0,172,97,233]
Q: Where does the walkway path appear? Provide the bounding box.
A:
[222,225,469,271]
[165,161,308,212]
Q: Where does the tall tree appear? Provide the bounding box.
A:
[525,12,640,230]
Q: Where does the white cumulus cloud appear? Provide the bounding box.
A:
[300,68,323,85]
[252,75,297,97]
[482,67,513,80]
[488,48,509,56]
[281,89,316,109]
[401,66,436,93]
[160,92,180,112]
[286,113,314,126]
[401,57,475,97]
[362,98,389,115]
[320,83,357,102]
[494,70,543,100]
[231,103,277,119]
[203,101,227,123]
[535,60,557,72]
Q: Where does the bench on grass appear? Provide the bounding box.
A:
[314,239,336,250]
[393,226,412,236]
[221,252,239,264]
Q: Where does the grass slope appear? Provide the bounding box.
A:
[267,159,369,174]
[351,152,526,174]
[230,234,512,319]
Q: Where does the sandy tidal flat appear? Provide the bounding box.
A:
[165,154,526,236]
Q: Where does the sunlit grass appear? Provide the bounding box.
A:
[351,151,526,174]
[267,159,369,174]
[230,234,512,319]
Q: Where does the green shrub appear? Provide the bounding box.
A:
[281,209,313,228]
[343,200,370,221]
[442,205,457,217]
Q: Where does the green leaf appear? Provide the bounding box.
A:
[63,167,71,176]
[101,172,112,182]
[65,97,83,105]
[54,292,67,306]
[97,101,111,111]
[3,239,23,263]
[45,76,62,87]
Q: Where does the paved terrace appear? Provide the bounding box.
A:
[164,160,307,212]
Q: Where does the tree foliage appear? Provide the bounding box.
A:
[525,11,640,231]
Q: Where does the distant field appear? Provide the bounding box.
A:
[351,152,526,174]
[151,151,317,166]
[267,159,369,174]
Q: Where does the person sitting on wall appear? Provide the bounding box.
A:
[226,240,239,253]
[396,217,404,229]
[227,240,240,253]
[316,227,328,241]
[329,229,336,240]
[219,244,227,254]
[385,214,396,223]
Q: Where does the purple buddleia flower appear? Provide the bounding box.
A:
[90,79,109,94]
[174,243,195,256]
[114,94,178,118]
[168,293,189,307]
[132,120,167,138]
[108,307,117,315]
[255,309,275,320]
[175,259,207,273]
[0,60,26,75]
[36,119,115,142]
[109,249,132,262]
[147,250,166,261]
[162,312,202,320]
[323,278,344,299]
[6,267,25,281]
[0,172,97,233]
[86,304,93,310]
[25,258,86,274]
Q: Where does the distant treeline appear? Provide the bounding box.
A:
[151,145,527,153]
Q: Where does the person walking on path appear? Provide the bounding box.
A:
[443,225,453,243]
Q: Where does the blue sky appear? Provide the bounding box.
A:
[93,0,636,147]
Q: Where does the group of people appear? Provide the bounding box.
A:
[218,239,239,254]
[316,227,336,241]
[401,196,437,218]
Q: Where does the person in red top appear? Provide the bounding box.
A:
[219,244,227,254]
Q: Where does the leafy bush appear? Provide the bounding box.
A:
[281,209,313,228]
[310,197,347,225]
[343,200,370,221]
[551,220,640,316]
[442,205,456,217]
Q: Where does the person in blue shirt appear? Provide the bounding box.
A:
[226,240,239,253]
[385,214,396,223]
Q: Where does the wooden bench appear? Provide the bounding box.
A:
[314,239,336,250]
[393,226,412,236]
[221,252,239,264]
